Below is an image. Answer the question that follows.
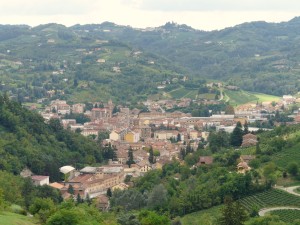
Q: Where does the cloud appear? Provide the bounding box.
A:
[0,0,99,16]
[0,0,299,31]
[132,0,300,12]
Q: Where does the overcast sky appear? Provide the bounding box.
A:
[1,0,300,30]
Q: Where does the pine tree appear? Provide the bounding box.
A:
[86,193,92,205]
[67,184,74,195]
[243,121,249,134]
[255,142,261,154]
[76,193,82,204]
[219,197,248,225]
[230,122,243,147]
[149,146,154,164]
[106,188,112,198]
[126,147,135,168]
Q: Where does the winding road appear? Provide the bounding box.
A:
[258,186,300,216]
[259,207,300,216]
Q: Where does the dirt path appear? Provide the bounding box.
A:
[276,185,300,197]
[259,186,300,216]
[259,207,300,216]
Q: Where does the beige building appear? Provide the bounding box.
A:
[72,103,85,114]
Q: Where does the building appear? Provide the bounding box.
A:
[31,176,49,186]
[241,133,258,147]
[91,108,112,120]
[72,103,85,114]
[237,162,251,174]
[124,130,140,143]
[110,128,127,141]
[59,165,76,181]
[50,99,71,115]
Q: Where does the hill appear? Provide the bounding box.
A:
[0,94,103,180]
[0,23,186,104]
[2,19,300,103]
[76,19,300,96]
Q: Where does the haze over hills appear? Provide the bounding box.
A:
[1,17,300,103]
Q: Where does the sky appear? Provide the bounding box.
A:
[1,0,300,30]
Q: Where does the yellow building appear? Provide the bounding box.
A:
[124,131,140,143]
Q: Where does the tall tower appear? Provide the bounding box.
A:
[108,99,114,117]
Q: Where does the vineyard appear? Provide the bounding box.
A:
[239,189,300,211]
[270,209,300,223]
[272,142,300,168]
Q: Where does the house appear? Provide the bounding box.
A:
[72,103,85,114]
[110,128,127,141]
[133,160,152,175]
[49,182,64,190]
[124,130,140,143]
[91,108,112,120]
[237,161,251,174]
[198,156,213,166]
[241,133,258,147]
[66,167,124,198]
[50,99,71,115]
[95,194,109,211]
[81,129,99,137]
[189,130,199,140]
[31,176,49,186]
[59,165,76,181]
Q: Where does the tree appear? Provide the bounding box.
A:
[287,162,298,176]
[147,184,168,210]
[138,210,171,225]
[67,185,74,195]
[243,122,249,134]
[76,194,83,204]
[29,198,56,224]
[230,122,243,147]
[219,197,248,225]
[263,162,277,188]
[255,143,261,154]
[149,146,154,164]
[127,147,135,168]
[177,133,181,142]
[106,188,112,198]
[225,105,235,115]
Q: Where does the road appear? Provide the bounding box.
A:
[259,207,300,216]
[258,186,300,216]
[276,185,300,197]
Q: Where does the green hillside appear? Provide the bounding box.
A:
[3,19,300,102]
[0,94,104,180]
[0,212,37,225]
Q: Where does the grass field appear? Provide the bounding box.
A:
[181,205,222,225]
[239,189,300,212]
[169,87,198,99]
[270,209,300,223]
[0,212,37,225]
[250,92,280,103]
[224,90,280,106]
[198,93,216,100]
[224,90,257,106]
[239,146,256,155]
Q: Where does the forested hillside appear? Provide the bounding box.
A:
[74,18,300,96]
[0,94,103,180]
[2,18,300,103]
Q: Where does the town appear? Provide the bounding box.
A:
[20,89,300,210]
